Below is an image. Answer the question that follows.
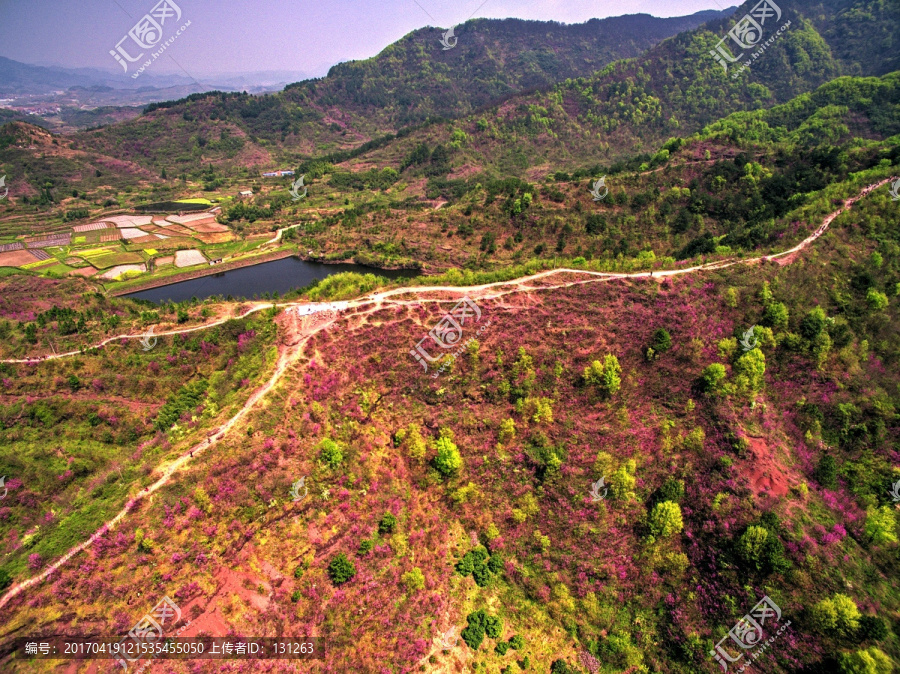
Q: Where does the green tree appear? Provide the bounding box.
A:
[811,593,861,635]
[800,306,828,340]
[737,526,769,569]
[402,567,425,591]
[763,302,789,330]
[865,506,898,544]
[378,512,397,534]
[327,553,356,585]
[840,647,893,674]
[583,354,621,395]
[734,348,766,397]
[650,328,672,353]
[700,363,727,394]
[815,455,838,488]
[649,501,683,538]
[866,289,889,311]
[610,461,637,501]
[433,436,463,477]
[461,609,501,650]
[67,374,81,392]
[24,323,38,344]
[318,438,343,467]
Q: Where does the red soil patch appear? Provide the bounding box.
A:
[190,222,230,233]
[448,163,483,180]
[66,266,98,277]
[0,249,39,266]
[742,436,790,498]
[774,251,800,266]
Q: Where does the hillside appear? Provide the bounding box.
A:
[340,0,900,177]
[1,2,900,667]
[1,173,899,671]
[1,71,897,291]
[67,10,734,172]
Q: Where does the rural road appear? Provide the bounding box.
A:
[0,176,892,611]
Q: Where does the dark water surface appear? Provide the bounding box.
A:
[125,256,419,304]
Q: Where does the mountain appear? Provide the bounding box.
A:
[0,56,196,94]
[293,11,737,127]
[66,9,736,169]
[338,0,900,177]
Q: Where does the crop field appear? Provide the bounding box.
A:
[72,222,110,233]
[0,250,39,266]
[82,250,144,269]
[174,249,207,267]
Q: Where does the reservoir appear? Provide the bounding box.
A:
[125,256,419,304]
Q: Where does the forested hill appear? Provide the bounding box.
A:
[294,11,736,127]
[339,0,900,176]
[71,9,733,167]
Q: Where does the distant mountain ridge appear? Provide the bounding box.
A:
[66,8,736,165]
[337,0,900,176]
[295,10,738,126]
[0,56,315,98]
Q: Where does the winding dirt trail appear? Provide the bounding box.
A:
[0,177,892,611]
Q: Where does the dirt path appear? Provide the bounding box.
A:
[0,310,336,611]
[0,177,891,611]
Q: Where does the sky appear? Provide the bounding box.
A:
[0,0,729,81]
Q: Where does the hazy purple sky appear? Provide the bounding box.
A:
[0,0,728,78]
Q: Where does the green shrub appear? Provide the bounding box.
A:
[508,634,524,650]
[763,302,789,330]
[811,593,861,635]
[865,506,897,544]
[357,539,374,555]
[700,363,727,393]
[815,455,838,488]
[583,354,621,395]
[401,424,427,462]
[840,647,893,674]
[858,615,889,641]
[550,660,580,674]
[402,567,425,591]
[378,512,397,534]
[290,590,301,602]
[499,418,516,443]
[866,289,889,311]
[800,307,828,340]
[649,501,683,538]
[156,380,208,430]
[327,553,356,585]
[318,438,343,467]
[433,436,463,477]
[496,641,511,655]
